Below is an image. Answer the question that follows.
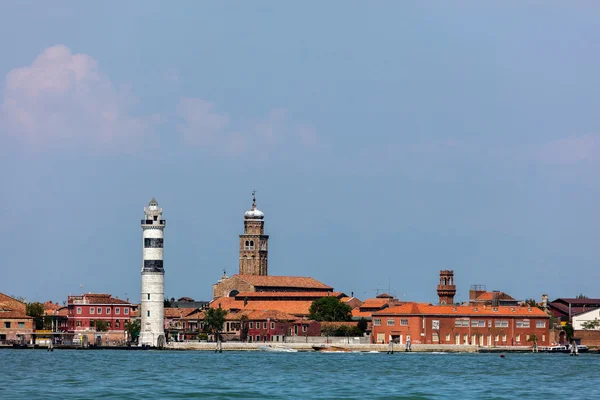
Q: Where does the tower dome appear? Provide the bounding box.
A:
[244,191,264,219]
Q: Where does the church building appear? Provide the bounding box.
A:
[212,193,336,303]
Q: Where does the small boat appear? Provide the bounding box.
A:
[257,344,298,352]
[312,344,352,353]
[538,344,589,354]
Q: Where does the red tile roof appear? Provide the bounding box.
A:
[68,294,131,305]
[374,303,549,317]
[211,297,314,316]
[234,274,333,290]
[234,291,343,299]
[0,310,32,319]
[474,292,516,301]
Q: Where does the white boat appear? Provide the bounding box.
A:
[257,344,298,352]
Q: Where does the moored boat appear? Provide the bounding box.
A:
[312,344,352,353]
[257,344,298,352]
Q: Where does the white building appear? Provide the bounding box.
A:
[572,307,600,330]
[139,198,166,347]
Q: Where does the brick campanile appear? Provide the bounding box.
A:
[437,270,456,305]
[239,191,269,276]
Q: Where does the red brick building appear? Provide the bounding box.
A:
[0,293,34,343]
[371,303,550,346]
[67,294,133,336]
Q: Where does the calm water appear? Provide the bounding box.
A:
[1,349,598,399]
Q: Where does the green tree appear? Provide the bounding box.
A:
[357,318,368,333]
[563,322,574,342]
[309,297,352,322]
[125,319,141,342]
[320,323,337,341]
[581,318,600,330]
[164,298,172,307]
[204,307,227,340]
[26,302,45,330]
[94,320,109,332]
[239,315,249,342]
[522,298,537,307]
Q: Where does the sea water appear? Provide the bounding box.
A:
[0,349,598,399]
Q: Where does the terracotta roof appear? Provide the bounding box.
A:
[360,298,396,309]
[234,291,343,299]
[164,308,198,318]
[352,308,373,318]
[210,298,314,316]
[68,294,131,305]
[376,293,394,299]
[234,274,332,290]
[246,310,296,321]
[375,303,549,317]
[0,310,32,319]
[474,292,516,301]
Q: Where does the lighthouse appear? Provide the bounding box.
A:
[140,198,166,347]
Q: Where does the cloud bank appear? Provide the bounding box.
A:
[1,45,154,150]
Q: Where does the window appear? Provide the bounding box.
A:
[536,321,546,328]
[97,307,102,314]
[90,307,95,315]
[263,336,267,342]
[373,318,381,326]
[4,322,10,328]
[76,321,82,327]
[153,216,158,221]
[387,319,395,326]
[255,335,260,341]
[455,319,469,327]
[147,311,150,317]
[494,320,508,328]
[432,320,440,330]
[77,307,82,314]
[526,334,530,341]
[249,322,254,329]
[502,334,507,342]
[18,322,25,329]
[445,333,451,342]
[124,308,129,315]
[471,320,486,327]
[463,334,468,344]
[432,333,439,343]
[488,320,492,328]
[294,325,298,335]
[542,335,545,342]
[106,308,111,314]
[516,320,530,328]
[495,334,499,343]
[143,260,163,271]
[244,240,255,250]
[302,325,307,332]
[270,322,275,329]
[116,308,120,315]
[116,320,120,328]
[400,319,408,326]
[516,334,521,342]
[107,322,112,328]
[147,294,150,300]
[144,238,163,248]
[263,322,267,329]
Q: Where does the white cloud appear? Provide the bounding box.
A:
[176,98,317,156]
[176,98,229,144]
[537,135,600,165]
[1,45,154,150]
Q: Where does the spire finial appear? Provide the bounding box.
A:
[252,190,257,209]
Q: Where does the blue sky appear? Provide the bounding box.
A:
[1,1,599,305]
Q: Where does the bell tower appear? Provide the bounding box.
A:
[437,270,456,305]
[239,191,269,276]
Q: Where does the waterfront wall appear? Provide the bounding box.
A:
[166,342,479,352]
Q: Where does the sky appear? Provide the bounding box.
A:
[1,1,599,305]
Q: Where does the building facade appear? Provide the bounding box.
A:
[67,294,132,336]
[0,293,33,343]
[140,197,166,347]
[371,303,550,346]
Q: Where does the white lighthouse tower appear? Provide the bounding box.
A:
[140,197,166,347]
